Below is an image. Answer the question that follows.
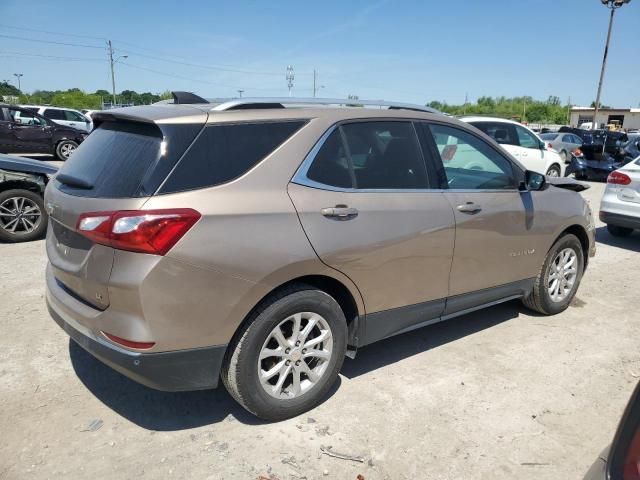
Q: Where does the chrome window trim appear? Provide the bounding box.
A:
[292,120,524,194]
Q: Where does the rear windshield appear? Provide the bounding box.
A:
[56,122,164,198]
[159,120,306,194]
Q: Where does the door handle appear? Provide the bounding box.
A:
[457,202,482,214]
[321,205,358,220]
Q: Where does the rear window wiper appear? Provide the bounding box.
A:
[56,173,93,189]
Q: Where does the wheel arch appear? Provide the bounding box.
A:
[0,179,44,195]
[226,274,363,359]
[556,224,590,269]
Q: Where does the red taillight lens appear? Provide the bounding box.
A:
[608,171,632,185]
[572,148,583,157]
[101,331,155,350]
[547,143,554,149]
[624,429,640,480]
[77,208,201,255]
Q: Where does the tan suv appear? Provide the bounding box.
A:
[45,93,596,420]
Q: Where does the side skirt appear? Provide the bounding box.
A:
[356,278,534,348]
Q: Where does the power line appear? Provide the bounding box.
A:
[0,23,106,41]
[0,50,103,61]
[0,33,104,49]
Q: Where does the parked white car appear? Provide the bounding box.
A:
[461,116,565,177]
[19,105,92,133]
[600,157,640,237]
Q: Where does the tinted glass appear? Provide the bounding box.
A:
[10,108,46,126]
[428,124,515,190]
[470,121,519,146]
[160,121,305,193]
[64,110,86,122]
[540,133,559,141]
[56,121,163,198]
[515,125,540,149]
[43,109,65,120]
[306,129,353,188]
[342,121,427,189]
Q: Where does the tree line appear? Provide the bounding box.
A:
[0,82,172,109]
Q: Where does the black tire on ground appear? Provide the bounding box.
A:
[55,140,78,160]
[222,283,347,421]
[522,233,584,315]
[545,164,561,177]
[607,224,633,237]
[575,171,588,181]
[0,189,47,243]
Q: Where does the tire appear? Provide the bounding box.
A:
[55,140,78,160]
[545,164,561,177]
[0,189,47,243]
[522,234,584,315]
[607,224,633,237]
[222,284,347,421]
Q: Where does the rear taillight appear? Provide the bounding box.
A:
[76,208,200,255]
[547,143,554,149]
[608,171,632,185]
[624,428,640,480]
[572,148,583,157]
[101,331,155,350]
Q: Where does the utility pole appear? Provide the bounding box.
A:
[313,69,317,97]
[286,65,294,97]
[108,40,117,106]
[463,92,468,115]
[523,97,527,122]
[13,73,23,92]
[593,0,632,130]
[567,96,572,125]
[237,89,244,98]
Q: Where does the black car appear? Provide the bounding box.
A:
[584,381,640,479]
[0,104,86,160]
[0,153,57,242]
[560,127,630,180]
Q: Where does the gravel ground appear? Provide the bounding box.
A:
[1,178,639,480]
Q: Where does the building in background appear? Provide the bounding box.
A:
[570,106,640,130]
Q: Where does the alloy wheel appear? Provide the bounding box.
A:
[0,196,42,235]
[258,312,333,399]
[547,247,578,302]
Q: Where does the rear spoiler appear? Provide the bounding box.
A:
[91,111,157,130]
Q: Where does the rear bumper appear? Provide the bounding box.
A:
[599,211,640,230]
[47,298,227,392]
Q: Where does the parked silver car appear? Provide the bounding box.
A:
[600,157,640,236]
[540,132,583,162]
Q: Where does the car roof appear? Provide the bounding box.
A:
[18,104,81,112]
[458,116,524,126]
[92,101,450,127]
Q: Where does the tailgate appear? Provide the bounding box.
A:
[45,184,147,309]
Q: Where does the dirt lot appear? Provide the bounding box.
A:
[1,177,639,480]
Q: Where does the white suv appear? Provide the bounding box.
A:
[461,116,565,177]
[19,105,92,133]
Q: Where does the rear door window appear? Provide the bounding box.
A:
[470,121,519,146]
[159,121,305,193]
[304,121,429,190]
[43,109,65,120]
[515,125,540,149]
[64,110,87,122]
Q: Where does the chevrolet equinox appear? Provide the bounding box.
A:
[45,93,596,420]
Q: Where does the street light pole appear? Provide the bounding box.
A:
[237,89,244,98]
[13,73,23,92]
[593,0,631,130]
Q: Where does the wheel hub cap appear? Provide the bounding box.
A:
[547,247,578,302]
[0,197,41,234]
[258,312,333,400]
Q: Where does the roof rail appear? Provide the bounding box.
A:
[209,97,440,114]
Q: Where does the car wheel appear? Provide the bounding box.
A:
[522,233,584,315]
[55,140,78,160]
[0,189,47,243]
[222,284,347,421]
[545,165,561,177]
[607,224,633,237]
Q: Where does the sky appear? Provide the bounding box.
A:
[1,0,639,107]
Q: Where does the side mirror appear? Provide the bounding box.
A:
[522,170,546,191]
[539,142,546,150]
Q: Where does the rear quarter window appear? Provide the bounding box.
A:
[159,120,306,193]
